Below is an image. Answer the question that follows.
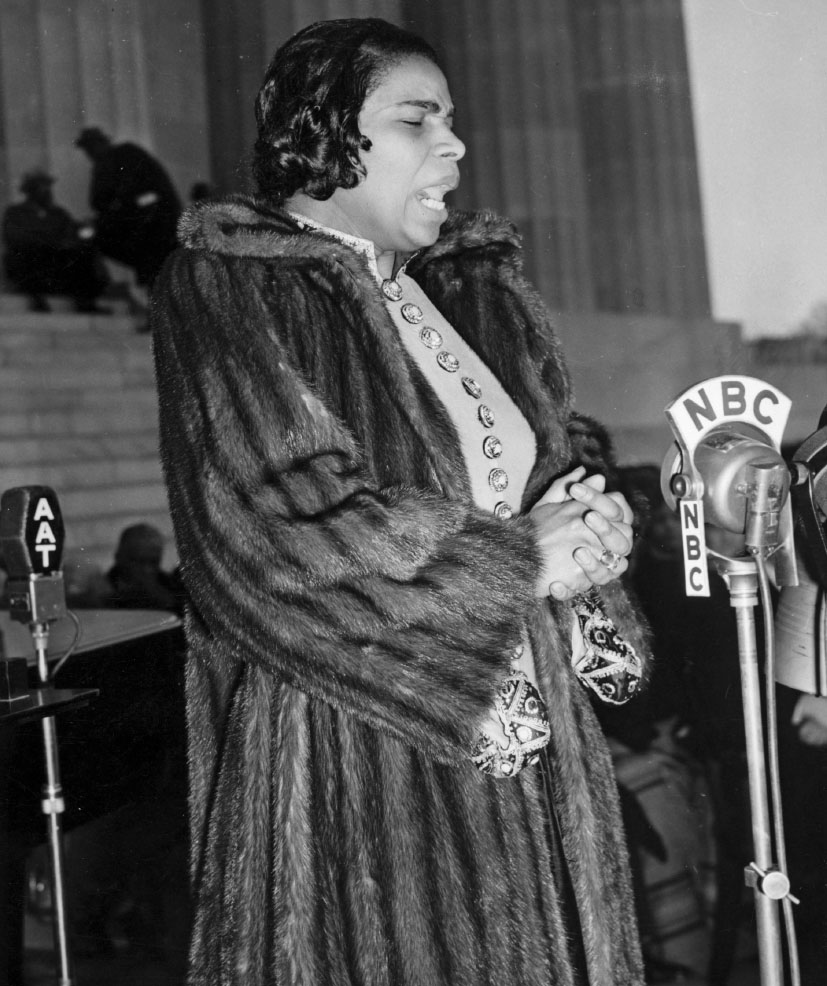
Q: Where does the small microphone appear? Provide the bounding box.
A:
[744,459,791,556]
[0,486,67,627]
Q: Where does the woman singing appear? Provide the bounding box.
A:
[152,18,649,986]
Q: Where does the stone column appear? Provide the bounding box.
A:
[0,0,209,223]
[405,0,596,312]
[570,0,711,316]
[0,0,55,207]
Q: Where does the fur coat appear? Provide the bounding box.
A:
[151,196,649,986]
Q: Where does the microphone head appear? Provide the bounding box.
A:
[691,427,786,534]
[0,486,65,577]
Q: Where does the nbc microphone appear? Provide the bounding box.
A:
[661,375,798,595]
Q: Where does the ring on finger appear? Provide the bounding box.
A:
[599,548,622,572]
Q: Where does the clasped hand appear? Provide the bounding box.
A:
[531,466,633,600]
[475,466,633,757]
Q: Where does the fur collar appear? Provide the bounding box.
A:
[177,194,522,272]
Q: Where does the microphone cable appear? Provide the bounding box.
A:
[47,609,83,683]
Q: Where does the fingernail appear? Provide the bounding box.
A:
[570,482,587,496]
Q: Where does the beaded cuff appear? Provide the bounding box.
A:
[471,669,551,778]
[572,589,642,705]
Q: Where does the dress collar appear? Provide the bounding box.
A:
[286,210,382,281]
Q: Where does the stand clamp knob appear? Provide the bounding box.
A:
[745,862,800,903]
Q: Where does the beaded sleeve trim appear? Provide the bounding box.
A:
[471,669,551,777]
[572,590,642,705]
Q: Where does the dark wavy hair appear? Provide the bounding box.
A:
[253,18,439,203]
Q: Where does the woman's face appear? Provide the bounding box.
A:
[328,56,465,256]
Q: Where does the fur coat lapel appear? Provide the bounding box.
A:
[177,196,571,506]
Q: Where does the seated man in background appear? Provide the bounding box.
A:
[2,168,108,312]
[106,523,183,614]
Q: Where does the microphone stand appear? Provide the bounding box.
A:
[711,553,794,986]
[31,619,74,986]
[0,486,90,986]
[661,378,802,984]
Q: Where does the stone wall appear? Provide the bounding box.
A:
[0,303,171,574]
[554,310,744,464]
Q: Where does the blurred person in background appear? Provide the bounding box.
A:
[106,523,183,614]
[75,127,181,307]
[61,552,111,609]
[2,168,108,313]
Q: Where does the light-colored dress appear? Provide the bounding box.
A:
[286,214,578,752]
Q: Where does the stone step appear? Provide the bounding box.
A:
[0,403,160,438]
[0,317,150,341]
[0,310,144,335]
[0,297,170,570]
[0,293,132,316]
[0,327,150,355]
[68,503,174,537]
[2,454,163,492]
[0,478,169,524]
[0,385,158,413]
[0,432,160,466]
[0,363,154,391]
[0,294,76,315]
[0,311,141,334]
[0,344,154,373]
[57,481,170,520]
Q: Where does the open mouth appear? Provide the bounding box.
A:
[417,183,454,213]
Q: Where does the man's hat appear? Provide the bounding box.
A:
[75,126,109,149]
[19,168,55,195]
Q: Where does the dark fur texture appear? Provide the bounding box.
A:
[152,196,648,985]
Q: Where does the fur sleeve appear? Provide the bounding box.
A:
[151,249,543,764]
